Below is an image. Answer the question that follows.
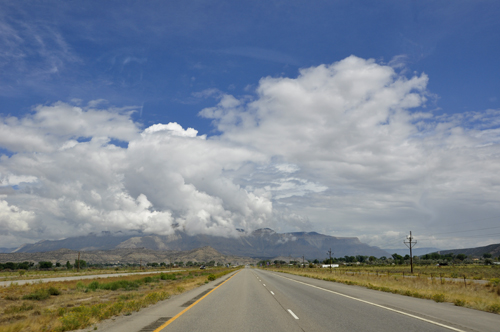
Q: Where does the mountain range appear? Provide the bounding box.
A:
[432,243,500,258]
[0,246,259,266]
[11,228,389,259]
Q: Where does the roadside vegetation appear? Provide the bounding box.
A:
[0,267,237,332]
[263,265,500,314]
[0,260,229,282]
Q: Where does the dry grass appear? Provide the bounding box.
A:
[334,264,500,280]
[270,267,500,314]
[0,267,168,282]
[0,268,237,331]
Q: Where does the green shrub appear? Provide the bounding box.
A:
[87,281,100,291]
[432,293,445,303]
[454,299,465,306]
[489,278,500,286]
[22,289,50,301]
[57,307,67,317]
[411,292,424,299]
[160,272,176,280]
[59,310,90,331]
[207,274,216,281]
[48,286,61,295]
[99,280,140,291]
[487,304,500,314]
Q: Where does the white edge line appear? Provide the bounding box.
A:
[274,273,466,332]
[288,309,299,319]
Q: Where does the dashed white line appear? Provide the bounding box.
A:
[270,291,275,295]
[288,309,299,319]
[273,273,466,332]
[263,284,266,286]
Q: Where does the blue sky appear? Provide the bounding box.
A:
[3,1,498,133]
[1,1,500,250]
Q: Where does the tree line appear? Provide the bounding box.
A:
[0,259,231,271]
[258,252,499,267]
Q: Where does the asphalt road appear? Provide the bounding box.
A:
[94,267,500,332]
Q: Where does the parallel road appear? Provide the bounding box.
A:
[98,268,500,332]
[0,270,182,287]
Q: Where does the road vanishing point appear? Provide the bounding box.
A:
[96,267,500,332]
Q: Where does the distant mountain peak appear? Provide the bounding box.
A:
[252,228,276,235]
[12,229,389,258]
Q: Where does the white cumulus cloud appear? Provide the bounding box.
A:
[1,56,500,250]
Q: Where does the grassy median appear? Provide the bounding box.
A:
[267,266,500,314]
[0,268,237,332]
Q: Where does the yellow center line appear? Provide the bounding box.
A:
[153,270,241,332]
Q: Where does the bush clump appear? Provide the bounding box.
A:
[160,272,177,280]
[81,277,164,292]
[207,274,216,281]
[48,286,61,296]
[94,280,140,291]
[487,304,500,314]
[22,289,50,301]
[432,293,445,303]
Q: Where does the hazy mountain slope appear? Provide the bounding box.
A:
[0,247,256,265]
[14,228,389,259]
[12,233,138,253]
[433,243,500,258]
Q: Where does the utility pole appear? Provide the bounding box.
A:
[327,248,333,273]
[77,252,80,272]
[404,231,417,274]
[302,255,305,269]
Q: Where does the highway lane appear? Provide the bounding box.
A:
[162,269,454,332]
[163,268,302,332]
[253,270,494,332]
[97,268,500,332]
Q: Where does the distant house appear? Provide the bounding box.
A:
[321,264,339,268]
